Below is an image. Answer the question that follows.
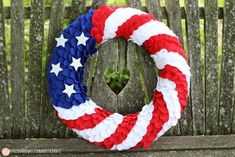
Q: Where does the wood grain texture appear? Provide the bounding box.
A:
[204,0,218,135]
[0,0,234,141]
[117,42,145,114]
[145,0,162,20]
[126,0,142,8]
[2,6,225,20]
[219,0,235,134]
[166,0,183,44]
[185,0,205,135]
[0,135,235,153]
[19,150,235,157]
[127,0,156,104]
[165,0,183,135]
[91,0,106,8]
[69,0,86,21]
[10,0,25,139]
[40,0,66,138]
[0,0,11,138]
[26,0,44,138]
[91,40,119,113]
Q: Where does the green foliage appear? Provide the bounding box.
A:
[104,69,130,94]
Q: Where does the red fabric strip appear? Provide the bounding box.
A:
[159,65,188,111]
[91,5,119,44]
[58,108,111,130]
[115,14,154,40]
[94,112,139,149]
[133,91,169,149]
[143,34,186,59]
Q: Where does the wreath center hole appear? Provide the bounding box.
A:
[104,68,130,94]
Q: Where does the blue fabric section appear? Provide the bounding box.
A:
[47,9,97,109]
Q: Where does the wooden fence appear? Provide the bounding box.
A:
[0,0,234,156]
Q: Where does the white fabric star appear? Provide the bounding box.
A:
[50,63,63,76]
[63,84,76,98]
[70,57,83,70]
[55,34,68,47]
[76,32,89,46]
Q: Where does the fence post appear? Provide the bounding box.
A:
[26,0,44,138]
[205,0,218,135]
[0,0,11,138]
[11,0,25,138]
[185,0,205,135]
[219,0,235,134]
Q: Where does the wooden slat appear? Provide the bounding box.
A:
[204,0,218,135]
[219,0,235,134]
[136,0,161,111]
[3,6,225,20]
[185,0,205,135]
[0,0,11,138]
[26,0,44,138]
[166,0,183,44]
[126,0,141,8]
[91,0,106,8]
[21,150,235,157]
[145,0,162,20]
[69,0,86,21]
[117,42,145,114]
[116,0,145,114]
[87,0,119,113]
[40,0,65,138]
[165,0,184,136]
[10,0,25,139]
[136,46,156,104]
[91,40,119,113]
[0,135,235,153]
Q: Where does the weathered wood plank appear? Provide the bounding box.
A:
[26,0,44,138]
[0,0,11,138]
[91,40,119,113]
[126,0,141,8]
[91,0,106,9]
[128,1,157,106]
[180,94,193,135]
[69,0,86,21]
[117,42,145,114]
[219,0,235,134]
[185,0,205,135]
[116,0,146,114]
[83,0,105,95]
[1,135,235,153]
[40,0,66,138]
[22,150,235,157]
[204,0,218,135]
[166,0,183,44]
[3,6,225,20]
[165,0,183,135]
[26,0,44,137]
[145,0,162,20]
[88,0,120,113]
[136,46,156,104]
[10,0,25,139]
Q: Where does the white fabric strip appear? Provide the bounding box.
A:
[130,20,177,46]
[155,77,181,140]
[102,7,146,42]
[151,49,191,91]
[72,113,124,142]
[111,102,154,151]
[53,99,99,120]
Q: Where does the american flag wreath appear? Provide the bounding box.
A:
[47,5,191,151]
